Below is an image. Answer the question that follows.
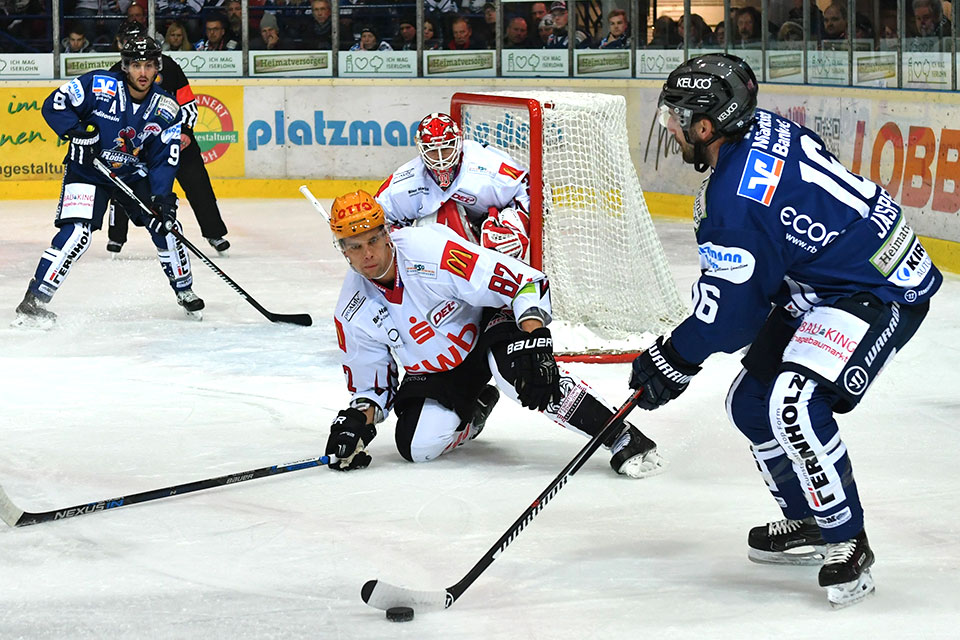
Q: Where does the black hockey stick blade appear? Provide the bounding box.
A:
[360,388,645,612]
[0,455,329,527]
[92,159,313,327]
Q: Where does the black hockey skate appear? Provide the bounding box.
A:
[818,530,876,609]
[106,240,124,255]
[467,385,500,440]
[748,517,826,566]
[12,287,56,328]
[608,424,664,479]
[207,237,230,255]
[176,289,205,320]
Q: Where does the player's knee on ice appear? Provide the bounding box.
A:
[395,398,468,463]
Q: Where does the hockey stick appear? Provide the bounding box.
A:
[360,387,645,612]
[298,185,331,220]
[93,158,313,327]
[0,455,330,527]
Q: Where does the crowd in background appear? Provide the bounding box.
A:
[1,0,954,55]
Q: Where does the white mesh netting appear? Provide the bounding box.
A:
[458,91,687,353]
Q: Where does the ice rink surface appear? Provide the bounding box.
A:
[1,198,958,639]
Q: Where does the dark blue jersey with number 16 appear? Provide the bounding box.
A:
[670,108,942,365]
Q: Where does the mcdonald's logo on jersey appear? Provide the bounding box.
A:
[440,240,479,280]
[737,149,784,206]
[498,162,524,180]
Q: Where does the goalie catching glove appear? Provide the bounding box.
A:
[506,327,561,411]
[629,336,702,410]
[481,206,530,260]
[325,408,377,471]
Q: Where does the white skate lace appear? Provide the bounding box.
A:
[823,540,857,565]
[178,290,199,303]
[769,518,804,536]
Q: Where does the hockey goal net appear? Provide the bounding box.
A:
[450,91,687,362]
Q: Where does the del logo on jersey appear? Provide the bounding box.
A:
[737,148,784,206]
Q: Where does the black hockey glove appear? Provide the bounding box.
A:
[63,125,100,167]
[325,408,377,471]
[507,327,561,412]
[147,193,178,234]
[629,336,702,410]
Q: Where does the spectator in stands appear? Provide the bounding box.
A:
[350,24,392,51]
[537,14,554,46]
[1,0,44,52]
[425,0,458,42]
[786,0,824,39]
[195,13,239,49]
[393,15,416,50]
[504,14,533,48]
[163,20,193,50]
[480,2,498,48]
[855,12,875,41]
[224,0,244,44]
[714,19,727,45]
[529,1,547,29]
[822,2,848,39]
[306,0,332,49]
[157,0,203,19]
[649,15,681,48]
[423,17,442,49]
[734,6,762,45]
[251,11,291,49]
[448,15,480,49]
[913,0,952,37]
[677,13,714,48]
[597,8,629,48]
[62,23,94,53]
[546,1,589,48]
[777,19,803,44]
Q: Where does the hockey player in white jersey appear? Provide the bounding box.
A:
[325,190,662,477]
[375,113,533,261]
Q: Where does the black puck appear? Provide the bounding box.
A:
[385,606,414,622]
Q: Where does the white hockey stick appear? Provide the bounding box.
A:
[299,185,331,221]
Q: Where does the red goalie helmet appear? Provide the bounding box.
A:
[415,113,463,188]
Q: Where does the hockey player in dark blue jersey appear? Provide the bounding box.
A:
[13,36,204,326]
[630,54,942,608]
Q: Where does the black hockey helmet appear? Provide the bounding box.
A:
[121,36,163,72]
[658,53,758,140]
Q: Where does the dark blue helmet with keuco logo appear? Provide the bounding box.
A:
[658,53,758,140]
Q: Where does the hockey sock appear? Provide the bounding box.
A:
[152,221,193,291]
[31,222,92,301]
[750,439,813,520]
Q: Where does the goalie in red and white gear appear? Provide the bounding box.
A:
[324,189,664,478]
[376,112,533,261]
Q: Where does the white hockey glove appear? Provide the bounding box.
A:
[481,206,531,260]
